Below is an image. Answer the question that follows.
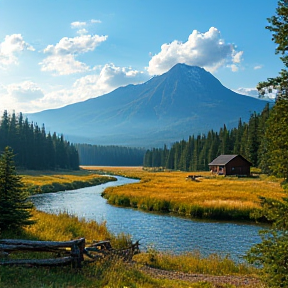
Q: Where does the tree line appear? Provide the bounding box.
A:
[75,143,145,166]
[0,111,79,170]
[143,103,271,172]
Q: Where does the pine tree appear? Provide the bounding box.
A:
[264,98,288,179]
[0,147,34,231]
[247,2,288,286]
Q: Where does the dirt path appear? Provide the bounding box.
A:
[139,265,263,287]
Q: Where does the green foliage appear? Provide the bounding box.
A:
[143,105,271,171]
[75,143,145,166]
[0,111,79,170]
[263,98,288,180]
[246,196,288,287]
[246,2,288,286]
[0,147,34,231]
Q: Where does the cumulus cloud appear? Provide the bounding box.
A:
[40,34,108,75]
[0,81,45,113]
[29,64,146,111]
[6,81,44,102]
[147,27,243,75]
[73,63,147,98]
[40,54,90,75]
[1,64,147,113]
[0,34,34,69]
[43,35,107,55]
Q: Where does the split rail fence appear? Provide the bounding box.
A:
[0,238,140,268]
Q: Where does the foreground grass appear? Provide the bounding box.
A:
[20,169,116,194]
[0,210,262,288]
[82,166,286,222]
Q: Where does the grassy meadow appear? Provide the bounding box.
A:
[19,169,116,194]
[82,166,287,221]
[0,210,262,288]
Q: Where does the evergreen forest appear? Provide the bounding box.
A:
[75,143,145,166]
[0,111,79,170]
[143,103,271,172]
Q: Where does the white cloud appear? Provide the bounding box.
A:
[6,81,44,101]
[147,27,243,75]
[77,29,88,35]
[230,64,239,72]
[0,34,35,69]
[71,21,87,28]
[91,19,101,24]
[43,35,107,55]
[40,34,108,75]
[0,81,45,113]
[235,87,275,101]
[236,87,259,97]
[232,51,243,63]
[254,65,263,70]
[40,54,90,75]
[73,63,147,98]
[1,64,148,113]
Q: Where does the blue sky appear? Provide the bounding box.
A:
[0,0,282,113]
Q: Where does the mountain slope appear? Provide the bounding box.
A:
[28,64,271,147]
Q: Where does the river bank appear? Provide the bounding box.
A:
[20,169,116,194]
[0,168,266,287]
[82,166,286,222]
[0,210,263,288]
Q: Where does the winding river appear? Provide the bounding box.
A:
[30,176,264,261]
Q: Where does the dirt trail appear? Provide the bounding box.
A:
[139,265,263,287]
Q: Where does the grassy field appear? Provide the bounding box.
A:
[0,210,262,288]
[19,169,116,194]
[82,166,287,221]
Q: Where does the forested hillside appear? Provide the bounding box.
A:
[76,144,145,166]
[0,111,79,170]
[143,103,271,171]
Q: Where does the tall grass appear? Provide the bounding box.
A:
[84,167,286,222]
[134,249,256,276]
[20,169,116,194]
[0,210,261,288]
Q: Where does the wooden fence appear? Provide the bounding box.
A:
[0,238,85,268]
[0,238,140,268]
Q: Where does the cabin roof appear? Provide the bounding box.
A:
[208,154,251,166]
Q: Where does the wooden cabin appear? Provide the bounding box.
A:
[208,155,251,176]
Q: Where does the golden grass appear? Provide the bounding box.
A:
[19,169,116,194]
[134,249,256,276]
[22,210,131,249]
[0,210,262,288]
[82,166,287,221]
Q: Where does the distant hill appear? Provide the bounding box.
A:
[28,64,271,147]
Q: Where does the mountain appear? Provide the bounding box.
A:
[28,64,271,147]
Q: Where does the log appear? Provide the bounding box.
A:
[0,238,85,248]
[0,238,85,268]
[0,244,70,253]
[0,256,74,266]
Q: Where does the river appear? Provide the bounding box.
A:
[30,175,263,261]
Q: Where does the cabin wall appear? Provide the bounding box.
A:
[225,157,250,176]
